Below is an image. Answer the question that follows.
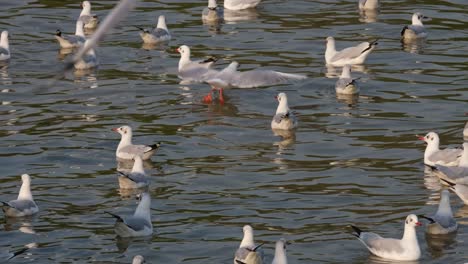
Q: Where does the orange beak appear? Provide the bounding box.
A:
[111,128,119,132]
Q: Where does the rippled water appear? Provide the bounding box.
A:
[1,0,468,263]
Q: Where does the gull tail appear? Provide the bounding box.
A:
[147,142,161,152]
[350,225,362,237]
[55,29,62,37]
[1,201,10,207]
[418,215,435,224]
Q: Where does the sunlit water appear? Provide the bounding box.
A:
[0,0,467,263]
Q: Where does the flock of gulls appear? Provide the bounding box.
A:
[0,0,467,263]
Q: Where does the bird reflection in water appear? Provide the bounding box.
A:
[359,8,379,23]
[74,69,98,89]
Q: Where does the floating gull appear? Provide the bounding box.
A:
[112,125,161,161]
[177,45,219,83]
[272,238,288,264]
[118,155,149,189]
[351,214,422,261]
[55,19,86,49]
[80,1,99,29]
[106,192,153,237]
[431,143,468,184]
[0,31,10,61]
[202,0,224,23]
[401,13,428,40]
[132,255,145,264]
[224,0,261,10]
[271,92,298,131]
[136,15,171,44]
[358,0,379,10]
[325,37,378,66]
[335,64,359,95]
[419,190,458,235]
[1,174,39,217]
[417,132,462,166]
[234,225,264,264]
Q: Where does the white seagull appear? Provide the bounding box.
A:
[79,1,99,29]
[132,255,145,264]
[224,0,261,11]
[335,64,359,95]
[271,92,298,131]
[234,225,264,264]
[73,39,98,70]
[271,238,288,264]
[431,143,468,184]
[401,12,428,40]
[417,132,462,166]
[419,190,458,235]
[1,174,39,217]
[351,214,422,261]
[136,15,171,44]
[118,155,149,189]
[176,45,218,83]
[106,192,153,237]
[202,0,223,22]
[325,37,378,66]
[358,0,379,10]
[112,125,161,161]
[55,19,86,49]
[0,31,10,61]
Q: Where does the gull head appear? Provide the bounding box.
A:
[176,45,191,57]
[326,36,335,44]
[275,92,288,104]
[276,238,288,251]
[157,15,167,29]
[417,131,439,146]
[208,0,218,9]
[1,31,9,41]
[405,214,422,228]
[21,174,31,183]
[112,125,133,137]
[81,1,91,9]
[132,255,145,264]
[412,12,427,25]
[243,224,253,235]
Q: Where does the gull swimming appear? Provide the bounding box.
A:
[401,12,428,40]
[335,64,359,95]
[177,45,218,83]
[106,192,153,237]
[55,19,86,49]
[113,125,161,161]
[132,255,145,264]
[431,143,468,184]
[1,174,39,217]
[271,92,298,131]
[272,238,288,264]
[358,0,379,10]
[79,1,99,29]
[234,225,264,264]
[419,190,458,235]
[0,31,10,61]
[136,15,171,44]
[224,0,261,11]
[202,0,223,22]
[417,132,462,166]
[118,155,149,189]
[351,214,422,261]
[73,39,98,70]
[325,37,378,66]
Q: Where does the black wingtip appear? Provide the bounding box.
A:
[105,211,124,222]
[350,225,362,237]
[440,178,455,187]
[370,39,379,46]
[401,26,408,36]
[201,57,218,64]
[252,243,264,252]
[117,171,127,177]
[1,201,9,207]
[149,142,161,151]
[418,215,435,224]
[134,26,145,31]
[55,29,62,37]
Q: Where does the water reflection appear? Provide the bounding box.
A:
[117,159,156,172]
[425,232,457,259]
[57,48,74,60]
[115,235,152,253]
[272,129,296,149]
[224,9,258,23]
[73,69,98,89]
[0,65,11,86]
[367,255,419,264]
[359,9,379,23]
[141,42,169,51]
[336,93,359,106]
[325,64,368,79]
[401,39,426,54]
[4,217,36,234]
[119,187,148,199]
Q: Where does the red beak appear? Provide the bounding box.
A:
[275,96,278,100]
[417,136,425,141]
[416,222,422,226]
[111,128,118,132]
[176,48,180,53]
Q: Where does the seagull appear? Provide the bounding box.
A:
[271,92,298,131]
[1,174,39,217]
[335,64,359,95]
[106,192,153,237]
[203,61,307,103]
[132,255,145,264]
[234,225,264,264]
[136,15,171,44]
[224,0,261,10]
[55,19,86,49]
[358,0,379,10]
[202,0,224,22]
[351,214,422,261]
[112,125,161,161]
[417,132,462,166]
[401,13,428,40]
[79,1,99,29]
[0,31,10,61]
[176,45,219,83]
[117,155,149,189]
[431,143,468,184]
[73,39,98,70]
[419,190,458,235]
[325,37,378,66]
[272,238,288,264]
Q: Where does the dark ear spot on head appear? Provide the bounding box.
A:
[431,137,433,141]
[124,130,127,134]
[406,220,409,224]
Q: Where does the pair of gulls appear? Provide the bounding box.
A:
[352,189,458,261]
[234,225,288,264]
